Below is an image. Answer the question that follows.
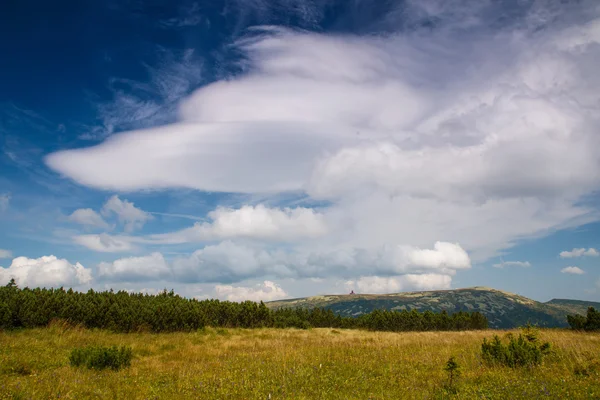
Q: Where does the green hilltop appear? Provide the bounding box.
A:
[266,287,599,329]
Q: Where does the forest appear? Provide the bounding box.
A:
[0,279,488,332]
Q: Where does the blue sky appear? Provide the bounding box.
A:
[1,0,599,302]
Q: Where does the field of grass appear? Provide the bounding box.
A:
[1,324,600,399]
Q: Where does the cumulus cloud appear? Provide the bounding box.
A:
[404,242,470,269]
[492,261,531,269]
[151,204,327,243]
[73,233,136,253]
[106,241,470,284]
[559,248,599,258]
[0,255,92,288]
[561,266,585,275]
[97,253,171,282]
[345,274,452,294]
[101,195,153,232]
[44,1,600,282]
[215,280,288,302]
[68,208,110,229]
[0,249,13,259]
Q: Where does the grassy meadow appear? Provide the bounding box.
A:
[1,324,600,399]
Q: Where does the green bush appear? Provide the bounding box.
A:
[69,345,133,370]
[481,325,551,368]
[567,314,587,330]
[443,356,461,393]
[568,307,600,331]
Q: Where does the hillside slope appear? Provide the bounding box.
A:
[267,287,597,329]
[545,298,600,316]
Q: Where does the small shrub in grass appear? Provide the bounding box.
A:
[69,345,133,371]
[2,361,32,376]
[574,360,600,378]
[481,325,551,368]
[443,356,461,393]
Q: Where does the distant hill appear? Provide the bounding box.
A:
[266,287,599,329]
[545,298,600,317]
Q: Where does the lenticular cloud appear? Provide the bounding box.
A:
[46,1,600,281]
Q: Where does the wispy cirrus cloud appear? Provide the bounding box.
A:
[492,261,532,269]
[158,2,208,29]
[80,48,203,140]
[0,249,12,259]
[0,193,9,212]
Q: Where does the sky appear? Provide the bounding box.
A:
[1,0,600,303]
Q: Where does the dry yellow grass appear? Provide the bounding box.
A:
[1,325,599,399]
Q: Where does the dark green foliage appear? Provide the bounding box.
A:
[0,282,487,333]
[354,308,487,331]
[567,307,600,331]
[0,301,11,329]
[69,346,133,370]
[1,361,32,376]
[567,314,586,330]
[444,356,461,392]
[481,326,551,368]
[574,360,599,378]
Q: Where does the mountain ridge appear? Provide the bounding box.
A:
[266,287,598,329]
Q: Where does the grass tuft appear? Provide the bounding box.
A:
[69,345,133,371]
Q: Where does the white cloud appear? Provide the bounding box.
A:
[0,193,10,212]
[0,255,92,288]
[47,121,347,193]
[73,233,136,253]
[0,249,13,259]
[561,266,585,275]
[79,48,203,140]
[44,2,600,281]
[68,208,110,229]
[344,273,452,294]
[151,204,327,243]
[404,242,470,269]
[215,280,288,302]
[107,240,471,284]
[560,248,599,258]
[97,253,171,282]
[492,261,531,269]
[101,195,153,232]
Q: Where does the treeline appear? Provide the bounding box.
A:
[0,280,488,332]
[567,307,600,331]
